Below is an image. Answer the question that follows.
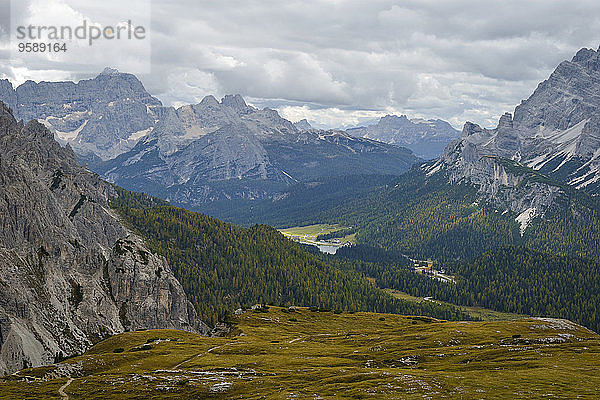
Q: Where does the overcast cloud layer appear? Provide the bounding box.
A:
[1,0,600,129]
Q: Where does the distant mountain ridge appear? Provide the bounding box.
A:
[347,114,460,159]
[94,94,419,208]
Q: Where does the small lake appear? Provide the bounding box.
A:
[314,243,339,254]
[292,238,341,254]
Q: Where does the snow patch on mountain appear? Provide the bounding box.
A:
[127,127,153,142]
[516,208,536,235]
[424,160,443,177]
[546,119,589,144]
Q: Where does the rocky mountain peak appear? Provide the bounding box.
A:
[381,114,409,123]
[0,100,11,116]
[293,119,313,131]
[498,112,513,130]
[0,80,15,111]
[512,46,600,133]
[571,47,600,69]
[221,94,251,112]
[0,100,20,136]
[23,119,56,141]
[100,66,120,75]
[461,121,485,138]
[200,95,220,107]
[348,113,460,159]
[434,46,600,219]
[0,71,164,161]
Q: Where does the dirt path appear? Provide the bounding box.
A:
[58,378,74,399]
[173,344,225,370]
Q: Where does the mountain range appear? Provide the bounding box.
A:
[0,72,424,210]
[347,115,460,159]
[96,94,417,208]
[0,67,163,162]
[2,50,597,221]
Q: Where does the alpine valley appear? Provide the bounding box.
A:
[1,46,600,399]
[238,47,600,331]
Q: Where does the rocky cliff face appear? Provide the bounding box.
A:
[0,68,163,161]
[347,115,460,159]
[430,46,600,220]
[0,101,206,375]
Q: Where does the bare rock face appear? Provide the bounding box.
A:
[431,46,600,217]
[0,102,207,375]
[431,116,565,222]
[0,68,163,161]
[292,119,313,132]
[107,236,201,332]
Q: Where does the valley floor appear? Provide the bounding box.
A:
[278,224,356,252]
[1,308,598,399]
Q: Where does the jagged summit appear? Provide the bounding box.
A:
[100,66,120,75]
[381,114,410,123]
[571,46,600,67]
[511,46,600,134]
[199,94,220,106]
[0,100,20,135]
[221,94,248,109]
[293,118,313,131]
[0,71,162,161]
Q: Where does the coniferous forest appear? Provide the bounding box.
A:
[109,187,470,326]
[343,246,600,332]
[202,164,600,332]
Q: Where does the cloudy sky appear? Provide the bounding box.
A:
[1,0,600,129]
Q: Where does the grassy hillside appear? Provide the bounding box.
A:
[385,289,529,321]
[2,308,599,399]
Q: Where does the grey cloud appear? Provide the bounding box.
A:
[2,0,600,129]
